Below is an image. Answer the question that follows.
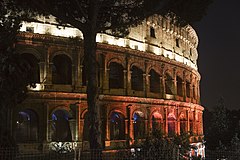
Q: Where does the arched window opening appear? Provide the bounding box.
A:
[165,73,173,94]
[83,112,89,141]
[109,62,124,89]
[131,66,143,91]
[193,85,196,99]
[51,110,72,141]
[177,76,183,96]
[186,81,191,98]
[133,111,145,139]
[15,109,38,142]
[52,54,72,85]
[110,112,125,140]
[152,112,163,134]
[150,27,156,38]
[149,69,160,93]
[189,112,194,135]
[168,113,176,136]
[179,113,186,134]
[21,53,40,83]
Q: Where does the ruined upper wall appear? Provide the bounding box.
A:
[19,14,199,70]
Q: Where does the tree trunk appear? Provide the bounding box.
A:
[83,28,102,159]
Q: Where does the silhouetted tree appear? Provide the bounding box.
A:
[0,0,35,154]
[206,97,229,149]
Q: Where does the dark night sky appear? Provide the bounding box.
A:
[194,0,240,110]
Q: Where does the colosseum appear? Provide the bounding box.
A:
[13,14,204,157]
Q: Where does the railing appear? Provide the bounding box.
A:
[0,147,181,160]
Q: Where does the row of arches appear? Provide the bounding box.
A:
[109,61,197,98]
[14,107,202,142]
[20,52,198,99]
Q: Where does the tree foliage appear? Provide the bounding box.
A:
[127,131,192,160]
[0,0,36,151]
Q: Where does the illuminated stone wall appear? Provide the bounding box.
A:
[13,15,204,155]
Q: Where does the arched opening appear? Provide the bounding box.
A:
[133,111,145,139]
[131,66,143,91]
[186,81,191,98]
[189,112,194,135]
[15,109,38,142]
[21,53,40,83]
[179,113,187,134]
[165,73,173,94]
[168,113,176,136]
[52,54,72,85]
[109,62,124,89]
[152,111,163,134]
[149,69,160,93]
[110,112,125,140]
[177,76,183,96]
[51,109,72,141]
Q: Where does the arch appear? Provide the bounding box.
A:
[107,58,124,68]
[131,65,144,91]
[15,109,39,142]
[21,53,40,83]
[109,62,124,89]
[151,111,163,134]
[51,109,72,141]
[179,112,187,134]
[177,76,183,96]
[168,112,176,136]
[52,54,72,85]
[50,51,72,62]
[129,62,145,72]
[149,69,160,93]
[18,47,43,62]
[133,110,145,139]
[110,112,125,140]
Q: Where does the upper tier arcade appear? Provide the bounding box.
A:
[20,14,199,70]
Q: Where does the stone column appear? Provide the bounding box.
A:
[183,72,186,101]
[123,69,128,95]
[164,107,168,135]
[48,62,53,85]
[105,118,110,141]
[143,73,147,96]
[103,68,110,93]
[72,64,75,86]
[39,62,45,84]
[176,107,179,135]
[127,66,132,95]
[173,68,177,98]
[197,80,201,104]
[126,105,133,145]
[45,103,50,142]
[146,107,151,136]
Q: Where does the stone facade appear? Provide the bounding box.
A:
[13,15,204,156]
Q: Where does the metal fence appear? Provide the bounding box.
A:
[0,148,181,160]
